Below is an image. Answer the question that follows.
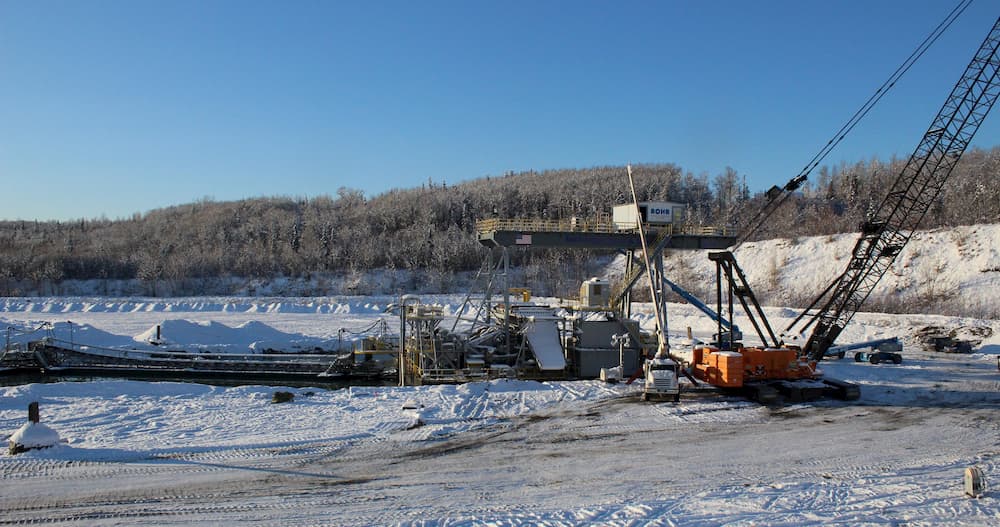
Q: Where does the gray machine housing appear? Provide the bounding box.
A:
[569,319,643,378]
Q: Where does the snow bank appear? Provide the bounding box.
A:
[135,319,344,353]
[2,318,350,355]
[8,422,61,452]
[0,296,417,316]
[605,223,1000,318]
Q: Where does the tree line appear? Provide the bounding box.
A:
[1,145,998,296]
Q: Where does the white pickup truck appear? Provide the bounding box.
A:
[641,351,680,402]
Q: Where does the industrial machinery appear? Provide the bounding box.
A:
[689,250,857,402]
[783,15,1000,361]
[663,276,742,346]
[853,347,903,365]
[823,337,903,364]
[641,350,681,402]
[686,11,1000,401]
[397,7,999,396]
[824,336,899,359]
[689,345,824,403]
[624,165,693,403]
[472,191,733,387]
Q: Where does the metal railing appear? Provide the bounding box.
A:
[475,217,617,234]
[475,217,735,237]
[37,336,346,365]
[419,367,491,382]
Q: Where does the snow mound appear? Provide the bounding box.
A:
[0,297,395,315]
[9,422,61,452]
[135,319,345,353]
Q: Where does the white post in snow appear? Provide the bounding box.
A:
[965,466,987,498]
[9,401,61,455]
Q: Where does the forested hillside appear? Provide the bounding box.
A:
[1,146,998,297]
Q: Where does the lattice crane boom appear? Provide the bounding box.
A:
[799,16,1000,361]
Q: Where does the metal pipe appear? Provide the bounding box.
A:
[626,164,667,355]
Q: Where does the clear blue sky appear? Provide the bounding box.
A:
[1,0,998,221]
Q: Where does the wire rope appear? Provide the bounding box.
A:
[733,0,974,249]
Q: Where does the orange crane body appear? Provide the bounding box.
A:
[692,345,816,388]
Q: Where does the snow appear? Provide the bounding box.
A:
[1,224,1000,525]
[8,421,61,450]
[1,378,601,456]
[637,223,1000,319]
[0,295,997,525]
[134,319,344,353]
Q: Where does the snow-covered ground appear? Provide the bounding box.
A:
[632,223,1000,319]
[1,296,999,525]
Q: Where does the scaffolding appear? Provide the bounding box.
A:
[397,297,489,385]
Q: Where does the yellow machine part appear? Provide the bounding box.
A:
[508,288,531,302]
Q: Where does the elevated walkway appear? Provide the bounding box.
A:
[475,218,735,250]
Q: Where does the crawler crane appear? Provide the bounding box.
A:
[692,12,1000,400]
[791,15,1000,361]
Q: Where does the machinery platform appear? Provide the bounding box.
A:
[475,218,736,250]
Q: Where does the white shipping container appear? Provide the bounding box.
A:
[580,277,610,308]
[612,201,685,229]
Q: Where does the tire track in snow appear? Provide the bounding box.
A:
[0,433,385,524]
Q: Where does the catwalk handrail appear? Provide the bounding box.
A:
[475,218,734,237]
[36,337,348,364]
